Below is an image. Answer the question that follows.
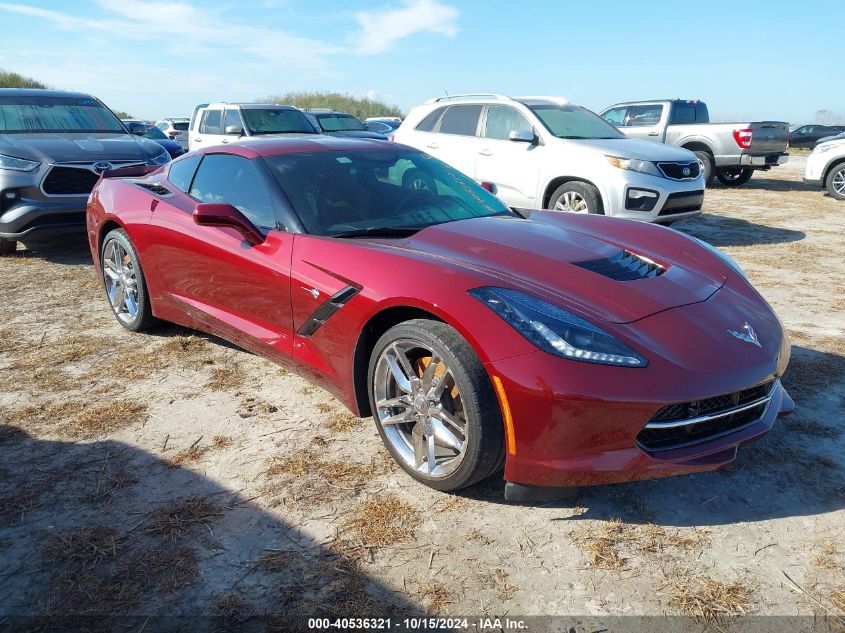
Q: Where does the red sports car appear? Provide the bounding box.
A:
[86,137,793,501]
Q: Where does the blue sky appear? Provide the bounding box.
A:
[0,0,842,123]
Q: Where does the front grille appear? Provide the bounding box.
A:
[42,167,100,195]
[574,249,665,281]
[658,161,701,180]
[658,190,704,216]
[637,381,774,451]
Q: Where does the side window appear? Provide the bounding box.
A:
[670,105,697,125]
[223,109,242,131]
[416,107,445,132]
[601,107,627,127]
[200,109,223,134]
[438,105,482,136]
[626,105,663,127]
[189,155,277,231]
[156,122,168,131]
[167,154,202,193]
[484,106,534,140]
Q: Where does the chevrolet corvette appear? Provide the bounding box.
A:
[86,137,793,500]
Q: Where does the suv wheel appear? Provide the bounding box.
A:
[825,163,845,200]
[0,239,16,256]
[548,181,603,214]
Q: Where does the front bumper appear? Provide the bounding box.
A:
[0,194,87,241]
[601,168,704,223]
[486,283,791,488]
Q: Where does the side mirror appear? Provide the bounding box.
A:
[127,122,147,136]
[509,129,536,144]
[224,125,244,136]
[192,203,264,246]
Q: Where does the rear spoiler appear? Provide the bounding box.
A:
[101,164,160,179]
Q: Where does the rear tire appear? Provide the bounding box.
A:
[101,228,156,332]
[547,181,604,215]
[368,319,504,492]
[693,151,715,187]
[0,239,16,256]
[716,167,754,187]
[825,163,845,200]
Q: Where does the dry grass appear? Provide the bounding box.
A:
[494,569,517,601]
[212,434,233,449]
[205,365,247,391]
[326,412,364,432]
[42,525,122,565]
[342,494,420,548]
[146,497,226,541]
[813,541,841,571]
[420,581,455,613]
[669,576,754,621]
[62,401,148,438]
[263,454,383,504]
[215,592,253,618]
[315,403,333,414]
[118,547,199,593]
[781,351,845,399]
[832,589,845,612]
[570,519,710,569]
[237,396,282,418]
[114,334,214,381]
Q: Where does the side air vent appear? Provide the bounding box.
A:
[135,182,172,196]
[574,250,665,281]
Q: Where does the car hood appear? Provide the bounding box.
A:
[571,137,697,162]
[372,214,727,324]
[0,132,161,163]
[323,130,387,140]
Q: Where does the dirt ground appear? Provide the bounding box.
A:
[1,154,843,628]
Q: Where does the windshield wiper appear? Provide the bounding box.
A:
[331,226,423,239]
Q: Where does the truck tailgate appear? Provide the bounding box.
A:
[749,122,789,153]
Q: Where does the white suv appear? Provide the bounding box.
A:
[188,103,316,151]
[154,118,190,150]
[804,138,845,200]
[393,94,705,222]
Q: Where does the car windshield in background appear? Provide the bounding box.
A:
[172,121,189,131]
[316,114,366,132]
[144,127,167,140]
[241,109,315,135]
[265,149,513,237]
[0,95,125,133]
[528,104,625,140]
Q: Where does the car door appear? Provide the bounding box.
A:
[423,104,484,178]
[618,103,666,142]
[145,152,296,366]
[474,105,542,208]
[192,108,226,149]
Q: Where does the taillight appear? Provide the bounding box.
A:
[733,128,753,149]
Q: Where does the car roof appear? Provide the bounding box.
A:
[204,102,299,111]
[197,136,396,158]
[0,88,97,98]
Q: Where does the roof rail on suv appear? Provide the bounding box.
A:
[425,93,512,104]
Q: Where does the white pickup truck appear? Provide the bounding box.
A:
[600,99,789,187]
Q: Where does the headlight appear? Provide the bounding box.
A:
[469,287,647,367]
[691,236,746,279]
[814,143,838,154]
[149,148,171,166]
[605,155,662,177]
[0,153,40,172]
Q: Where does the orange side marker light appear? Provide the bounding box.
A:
[492,375,516,455]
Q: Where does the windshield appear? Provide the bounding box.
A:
[265,149,513,237]
[316,113,366,132]
[0,95,125,133]
[527,104,624,139]
[240,108,315,135]
[144,127,167,140]
[172,121,189,131]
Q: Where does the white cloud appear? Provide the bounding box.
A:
[366,89,382,101]
[353,0,459,55]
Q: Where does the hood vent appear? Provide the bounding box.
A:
[574,249,665,281]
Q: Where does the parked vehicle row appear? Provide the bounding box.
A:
[599,99,790,187]
[394,94,705,223]
[789,124,845,148]
[87,137,793,499]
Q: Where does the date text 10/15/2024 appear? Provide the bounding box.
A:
[307,617,528,630]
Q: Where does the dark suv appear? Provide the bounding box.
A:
[0,89,171,254]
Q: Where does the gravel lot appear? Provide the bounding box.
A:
[1,155,843,627]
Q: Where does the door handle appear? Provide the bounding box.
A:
[479,149,492,156]
[195,138,202,142]
[648,132,659,136]
[425,143,439,149]
[221,139,228,144]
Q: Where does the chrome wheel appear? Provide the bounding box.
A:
[373,340,467,478]
[833,169,845,196]
[102,239,139,324]
[554,191,589,213]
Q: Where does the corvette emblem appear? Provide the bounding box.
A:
[727,322,762,348]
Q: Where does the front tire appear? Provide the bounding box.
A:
[825,163,845,200]
[101,228,156,332]
[716,167,754,187]
[547,181,604,214]
[368,319,504,492]
[693,151,715,187]
[0,239,16,256]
